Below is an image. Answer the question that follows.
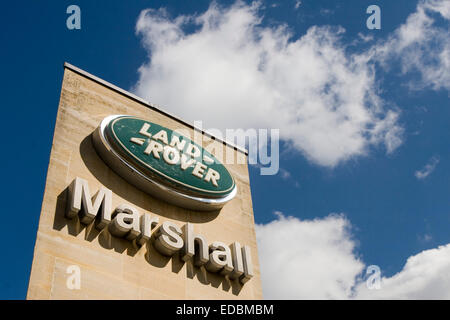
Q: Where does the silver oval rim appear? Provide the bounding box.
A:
[92,115,237,211]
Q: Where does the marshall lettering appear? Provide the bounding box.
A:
[66,177,254,284]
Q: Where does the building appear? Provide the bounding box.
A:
[26,63,262,299]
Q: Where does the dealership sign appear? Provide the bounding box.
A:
[73,116,253,284]
[93,115,236,211]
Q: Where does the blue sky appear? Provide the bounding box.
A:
[1,0,449,299]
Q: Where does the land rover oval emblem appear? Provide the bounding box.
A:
[92,115,237,211]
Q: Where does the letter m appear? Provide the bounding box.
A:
[66,177,112,228]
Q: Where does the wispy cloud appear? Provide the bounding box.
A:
[279,168,300,187]
[320,8,334,16]
[415,156,440,180]
[279,168,291,180]
[370,0,450,91]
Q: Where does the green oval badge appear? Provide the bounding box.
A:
[93,115,236,211]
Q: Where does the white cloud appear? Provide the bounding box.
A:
[357,32,374,43]
[415,155,439,179]
[132,0,450,167]
[133,1,403,167]
[372,0,450,91]
[278,168,300,187]
[294,0,301,10]
[355,244,450,299]
[255,212,364,299]
[256,212,450,299]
